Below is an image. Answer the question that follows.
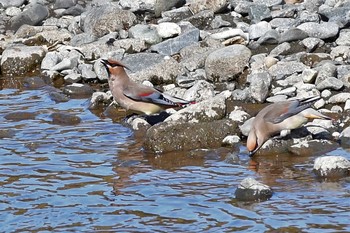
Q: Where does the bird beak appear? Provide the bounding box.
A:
[100,59,108,66]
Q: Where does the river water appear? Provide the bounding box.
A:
[0,78,349,232]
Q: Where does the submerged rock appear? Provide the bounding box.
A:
[50,112,81,125]
[4,111,37,121]
[313,156,350,178]
[235,177,273,201]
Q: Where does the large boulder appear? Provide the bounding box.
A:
[9,3,49,31]
[144,119,238,153]
[122,53,185,84]
[205,44,251,82]
[1,45,46,76]
[83,4,136,37]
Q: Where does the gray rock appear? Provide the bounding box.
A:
[129,24,161,45]
[300,37,325,52]
[288,138,338,156]
[113,38,147,53]
[156,22,181,39]
[327,93,350,104]
[62,83,94,98]
[150,21,200,56]
[268,61,307,80]
[315,62,337,85]
[210,15,231,29]
[161,6,192,22]
[269,42,291,57]
[50,112,81,125]
[53,0,76,9]
[297,22,339,39]
[10,3,49,31]
[49,91,70,103]
[209,28,247,40]
[248,4,271,23]
[5,7,21,17]
[335,29,350,46]
[182,80,215,102]
[205,44,251,82]
[1,45,46,76]
[253,0,282,7]
[228,106,250,125]
[64,72,81,83]
[62,4,85,16]
[88,91,112,109]
[71,33,97,46]
[298,10,320,23]
[248,21,272,40]
[122,53,185,84]
[232,89,250,101]
[300,68,317,83]
[186,10,215,30]
[126,117,151,132]
[83,4,136,37]
[270,17,295,29]
[316,77,343,91]
[319,5,350,28]
[248,72,272,103]
[340,126,350,147]
[235,177,273,201]
[50,57,78,72]
[313,156,350,178]
[144,119,238,153]
[187,0,227,14]
[41,52,62,70]
[279,28,309,43]
[233,0,254,14]
[165,90,230,123]
[79,64,97,80]
[180,43,218,72]
[154,0,185,17]
[0,0,26,8]
[254,29,280,45]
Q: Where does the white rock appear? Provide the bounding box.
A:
[156,22,181,39]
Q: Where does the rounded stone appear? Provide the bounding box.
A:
[313,156,350,178]
[205,44,251,82]
[235,177,273,201]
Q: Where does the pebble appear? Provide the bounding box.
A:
[235,177,273,201]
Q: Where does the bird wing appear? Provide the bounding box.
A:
[264,96,320,124]
[123,84,179,106]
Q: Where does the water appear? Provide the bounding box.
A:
[0,79,349,232]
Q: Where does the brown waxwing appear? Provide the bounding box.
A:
[101,59,192,115]
[247,96,333,156]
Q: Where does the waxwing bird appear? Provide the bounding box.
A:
[101,59,192,115]
[247,96,333,156]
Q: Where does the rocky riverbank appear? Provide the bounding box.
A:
[1,0,350,181]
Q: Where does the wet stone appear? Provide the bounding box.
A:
[144,119,238,153]
[340,126,350,148]
[23,77,47,89]
[288,139,338,156]
[313,156,350,178]
[49,92,70,103]
[0,129,16,138]
[235,177,273,201]
[62,83,94,98]
[50,112,81,125]
[4,112,37,121]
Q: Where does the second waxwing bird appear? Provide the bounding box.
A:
[247,96,333,156]
[101,59,192,115]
